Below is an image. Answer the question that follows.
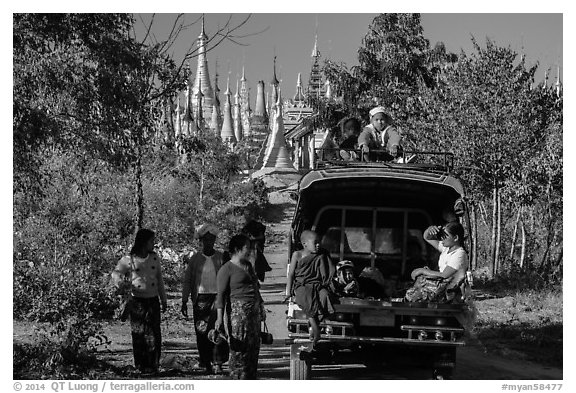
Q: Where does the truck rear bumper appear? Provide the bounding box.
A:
[285,334,465,347]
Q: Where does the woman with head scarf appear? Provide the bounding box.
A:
[111,228,167,375]
[181,224,226,375]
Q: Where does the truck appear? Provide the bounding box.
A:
[285,149,473,380]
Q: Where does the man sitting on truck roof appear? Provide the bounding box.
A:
[285,230,335,349]
[358,106,402,162]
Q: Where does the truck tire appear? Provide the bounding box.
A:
[290,357,311,380]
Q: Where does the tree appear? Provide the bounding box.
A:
[323,13,455,146]
[414,38,557,277]
[14,13,256,232]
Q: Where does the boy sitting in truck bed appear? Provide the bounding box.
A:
[285,230,335,348]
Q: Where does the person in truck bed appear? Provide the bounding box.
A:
[285,230,335,349]
[406,222,469,302]
[329,260,359,298]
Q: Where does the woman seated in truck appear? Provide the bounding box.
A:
[405,222,469,303]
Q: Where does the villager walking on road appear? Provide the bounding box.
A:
[111,228,167,375]
[181,224,227,375]
[241,209,272,282]
[215,234,265,379]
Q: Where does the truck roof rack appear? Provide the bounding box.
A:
[314,148,455,173]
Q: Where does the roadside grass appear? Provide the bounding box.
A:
[472,288,563,368]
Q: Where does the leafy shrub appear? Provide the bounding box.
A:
[13,317,110,379]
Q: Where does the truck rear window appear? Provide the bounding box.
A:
[314,206,436,279]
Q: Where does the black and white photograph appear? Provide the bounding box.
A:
[10,6,565,388]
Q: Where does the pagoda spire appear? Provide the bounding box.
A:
[308,29,324,102]
[253,80,268,125]
[192,14,214,121]
[211,60,222,135]
[542,69,549,90]
[293,73,305,106]
[311,31,320,58]
[234,78,243,142]
[240,66,251,136]
[270,55,280,115]
[256,87,296,172]
[324,79,332,100]
[195,89,204,132]
[220,74,236,144]
[555,64,562,97]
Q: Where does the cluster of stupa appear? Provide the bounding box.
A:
[156,17,333,175]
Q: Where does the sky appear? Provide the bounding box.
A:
[134,13,563,101]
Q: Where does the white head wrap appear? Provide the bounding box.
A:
[369,106,386,118]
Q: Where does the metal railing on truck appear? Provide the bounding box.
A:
[314,148,455,173]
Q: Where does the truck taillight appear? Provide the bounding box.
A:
[435,318,447,326]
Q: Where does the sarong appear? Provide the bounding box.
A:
[193,293,227,367]
[228,298,262,379]
[130,296,161,372]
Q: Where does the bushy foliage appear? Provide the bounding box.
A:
[13,317,110,379]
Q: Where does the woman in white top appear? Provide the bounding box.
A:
[111,228,167,374]
[411,221,468,288]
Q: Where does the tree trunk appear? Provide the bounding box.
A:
[520,209,526,269]
[134,144,144,234]
[539,222,554,275]
[495,188,502,273]
[470,201,478,270]
[199,157,205,208]
[479,201,489,228]
[509,207,520,260]
[490,187,497,277]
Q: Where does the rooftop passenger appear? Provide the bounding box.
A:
[358,106,402,162]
